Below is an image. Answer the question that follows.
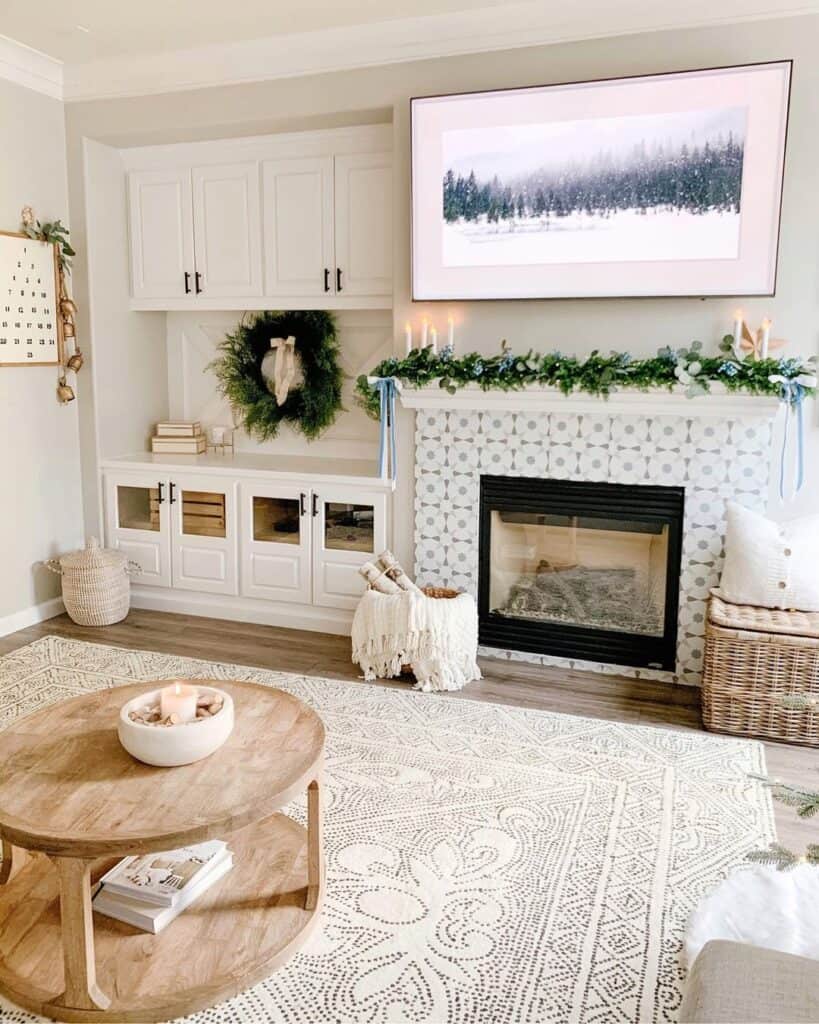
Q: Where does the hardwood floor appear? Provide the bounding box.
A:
[1,609,815,851]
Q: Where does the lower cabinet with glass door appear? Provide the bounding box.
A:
[105,472,237,595]
[240,482,387,609]
[104,469,389,619]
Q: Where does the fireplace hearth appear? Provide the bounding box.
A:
[478,476,684,671]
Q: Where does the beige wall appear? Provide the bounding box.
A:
[64,15,819,563]
[0,78,84,627]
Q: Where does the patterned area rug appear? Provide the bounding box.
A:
[0,637,774,1024]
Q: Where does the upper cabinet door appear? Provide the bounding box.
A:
[333,152,393,297]
[128,169,195,299]
[262,157,334,297]
[192,163,263,297]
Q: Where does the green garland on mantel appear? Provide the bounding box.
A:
[355,337,817,420]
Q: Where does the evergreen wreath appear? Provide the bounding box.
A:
[210,310,343,441]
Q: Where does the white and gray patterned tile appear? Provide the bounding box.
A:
[413,407,774,685]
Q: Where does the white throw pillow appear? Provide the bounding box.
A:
[718,501,819,611]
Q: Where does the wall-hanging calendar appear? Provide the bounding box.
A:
[0,230,64,367]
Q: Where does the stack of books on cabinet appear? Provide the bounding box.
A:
[151,421,206,454]
[93,840,233,933]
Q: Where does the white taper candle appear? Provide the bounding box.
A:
[760,318,771,360]
[732,309,743,359]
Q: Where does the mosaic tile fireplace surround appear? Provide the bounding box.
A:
[411,393,778,685]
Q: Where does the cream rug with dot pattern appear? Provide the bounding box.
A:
[0,637,774,1024]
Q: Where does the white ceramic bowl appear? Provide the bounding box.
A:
[118,684,234,767]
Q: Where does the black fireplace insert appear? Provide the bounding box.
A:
[478,476,684,671]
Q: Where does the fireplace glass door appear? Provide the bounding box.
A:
[489,512,669,637]
[479,476,684,670]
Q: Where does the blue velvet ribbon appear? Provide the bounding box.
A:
[770,375,810,501]
[370,377,400,481]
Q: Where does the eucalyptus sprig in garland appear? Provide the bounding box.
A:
[210,310,343,441]
[356,337,817,420]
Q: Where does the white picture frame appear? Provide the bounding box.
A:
[0,231,64,366]
[411,61,792,301]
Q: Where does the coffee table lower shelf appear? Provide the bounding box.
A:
[0,813,322,1023]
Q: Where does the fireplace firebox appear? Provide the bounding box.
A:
[478,476,684,671]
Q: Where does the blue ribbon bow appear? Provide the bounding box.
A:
[369,376,401,481]
[769,373,815,500]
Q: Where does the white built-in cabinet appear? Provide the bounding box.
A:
[332,152,393,298]
[191,163,262,298]
[105,472,238,595]
[105,466,389,616]
[128,169,195,300]
[125,125,392,309]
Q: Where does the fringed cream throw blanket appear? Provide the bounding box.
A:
[352,589,481,692]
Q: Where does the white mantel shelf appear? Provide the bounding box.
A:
[399,383,782,419]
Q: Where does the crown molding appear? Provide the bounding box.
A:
[62,0,819,103]
[0,34,63,100]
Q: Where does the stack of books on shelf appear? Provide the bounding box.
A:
[151,421,206,455]
[92,839,233,933]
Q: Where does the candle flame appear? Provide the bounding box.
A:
[733,309,743,321]
[405,321,411,330]
[447,315,454,326]
[174,682,181,695]
[762,317,772,329]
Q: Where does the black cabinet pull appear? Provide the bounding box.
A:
[194,271,202,294]
[184,272,191,294]
[299,492,306,517]
[336,267,342,292]
[157,482,164,504]
[311,493,319,517]
[324,268,330,292]
[169,482,177,505]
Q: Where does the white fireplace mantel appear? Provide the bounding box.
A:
[400,383,781,419]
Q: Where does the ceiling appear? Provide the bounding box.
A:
[2,0,817,101]
[1,0,510,63]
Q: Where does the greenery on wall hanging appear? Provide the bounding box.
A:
[210,310,343,441]
[355,339,817,420]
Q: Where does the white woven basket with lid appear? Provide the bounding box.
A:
[44,538,140,626]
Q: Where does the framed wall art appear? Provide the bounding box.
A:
[411,61,792,300]
[0,231,64,366]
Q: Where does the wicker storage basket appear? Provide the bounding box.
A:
[702,592,819,746]
[45,538,140,627]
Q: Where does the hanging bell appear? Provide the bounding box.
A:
[56,375,76,404]
[60,298,78,317]
[66,349,84,373]
[63,320,75,338]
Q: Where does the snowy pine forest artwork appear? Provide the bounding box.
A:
[441,108,747,267]
[412,62,791,299]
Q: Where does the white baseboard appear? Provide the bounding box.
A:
[130,586,353,636]
[0,596,65,638]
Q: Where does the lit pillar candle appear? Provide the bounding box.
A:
[429,325,438,354]
[404,322,413,355]
[760,318,771,359]
[447,316,455,352]
[732,309,743,359]
[160,681,198,723]
[421,318,429,348]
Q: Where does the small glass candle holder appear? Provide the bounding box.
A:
[207,425,234,456]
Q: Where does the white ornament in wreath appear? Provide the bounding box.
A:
[260,335,303,406]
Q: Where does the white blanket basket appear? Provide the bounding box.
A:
[44,537,140,626]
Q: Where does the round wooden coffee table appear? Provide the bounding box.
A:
[0,679,325,1023]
